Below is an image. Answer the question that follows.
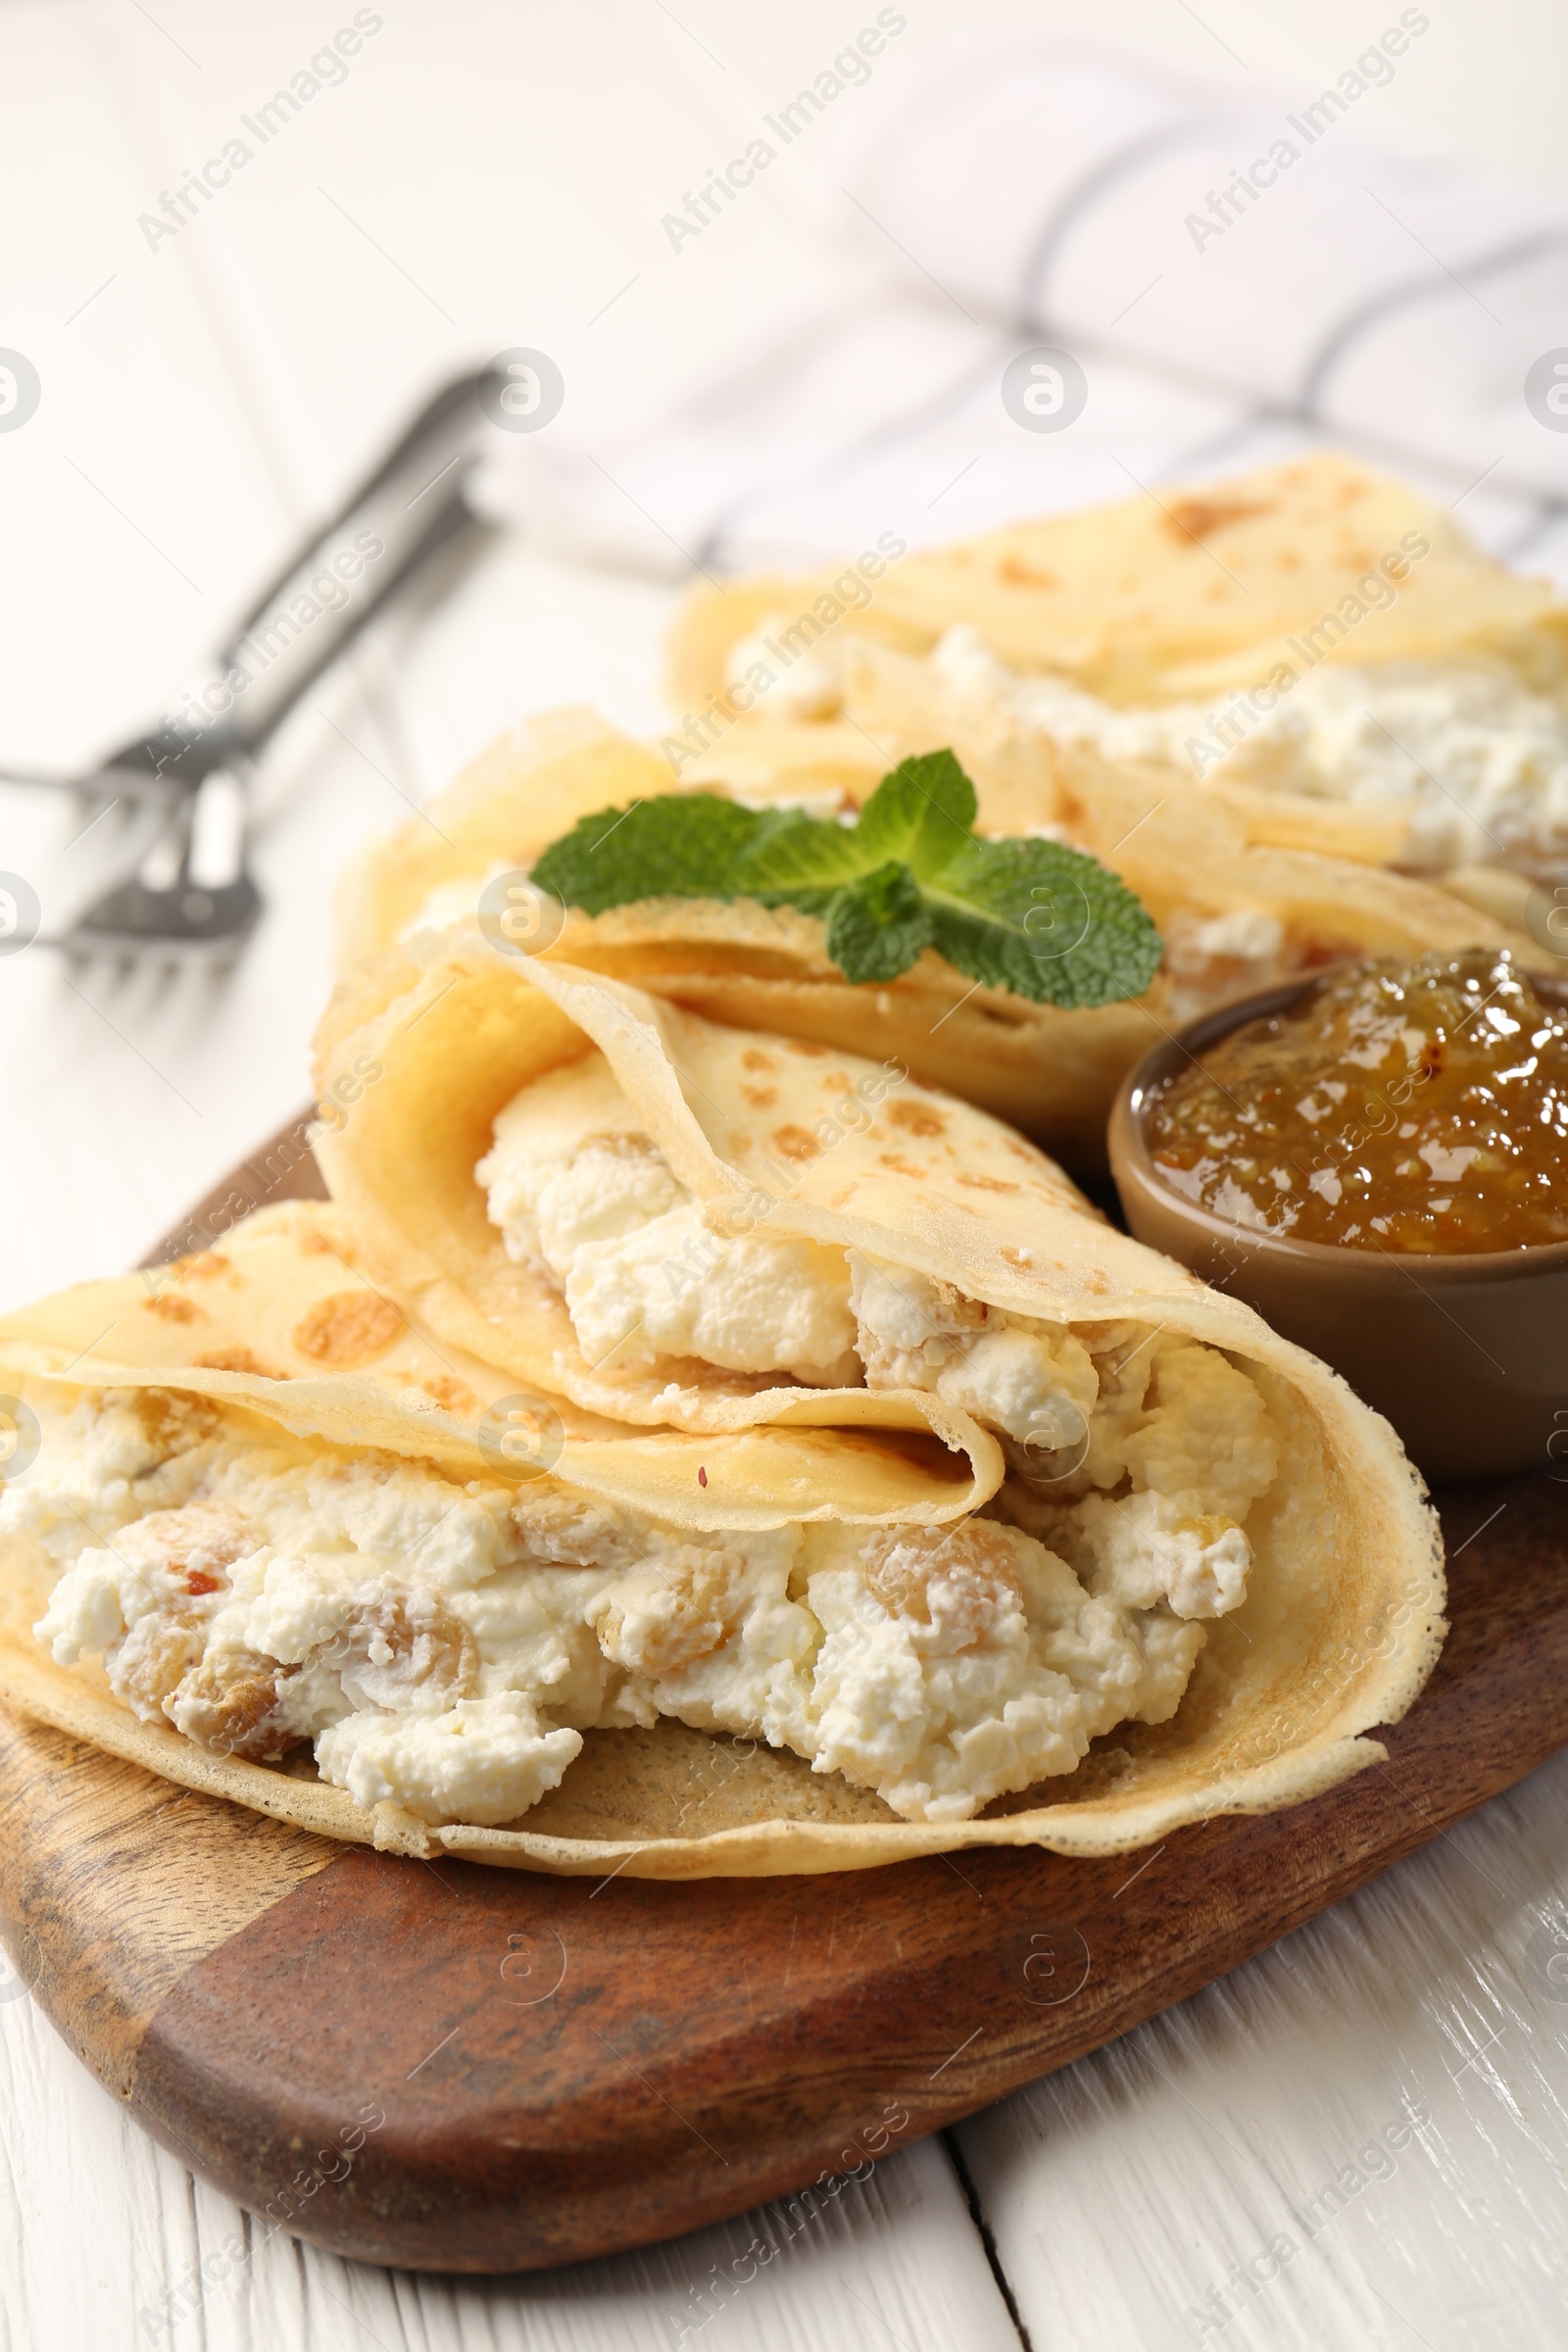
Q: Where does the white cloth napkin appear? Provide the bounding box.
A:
[477,35,1568,583]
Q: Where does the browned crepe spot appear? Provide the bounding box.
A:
[889,1101,948,1138]
[1162,496,1273,543]
[143,1294,204,1325]
[291,1291,405,1366]
[998,556,1057,588]
[770,1124,821,1164]
[194,1348,289,1380]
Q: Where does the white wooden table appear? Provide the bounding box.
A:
[4,8,1568,2346]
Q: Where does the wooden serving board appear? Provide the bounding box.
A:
[0,1131,1562,2275]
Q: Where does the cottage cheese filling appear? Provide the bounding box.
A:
[926,626,1568,875]
[478,1053,1278,1622]
[4,1383,1258,1827]
[478,1057,861,1385]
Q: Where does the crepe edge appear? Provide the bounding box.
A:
[0,1367,1444,1881]
[0,1617,1402,1879]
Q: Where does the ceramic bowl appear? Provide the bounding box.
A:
[1107,973,1568,1483]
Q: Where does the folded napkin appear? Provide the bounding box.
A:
[476,35,1568,583]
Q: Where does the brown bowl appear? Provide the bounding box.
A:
[1107,973,1568,1483]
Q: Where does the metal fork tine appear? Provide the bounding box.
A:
[9,371,503,973]
[47,762,261,966]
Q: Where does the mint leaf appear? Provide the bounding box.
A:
[730,751,978,899]
[531,794,765,915]
[824,860,934,983]
[730,808,867,897]
[528,755,1163,1010]
[853,749,978,870]
[924,835,1163,1009]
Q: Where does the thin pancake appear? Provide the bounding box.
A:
[666,451,1568,710]
[324,709,1524,1165]
[297,949,1446,1868]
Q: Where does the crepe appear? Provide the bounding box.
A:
[0,1200,1008,1875]
[666,452,1568,889]
[1,979,1445,1867]
[303,943,1444,1859]
[0,1200,993,1509]
[328,706,1526,1166]
[333,708,671,977]
[669,450,1568,710]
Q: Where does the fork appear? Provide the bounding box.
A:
[7,367,504,961]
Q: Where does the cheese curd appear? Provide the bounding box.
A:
[1003,1328,1278,1622]
[478,1060,859,1383]
[3,1383,1250,1829]
[801,1522,1200,1822]
[477,1053,1280,1621]
[724,616,845,722]
[928,624,1568,875]
[848,1254,1099,1446]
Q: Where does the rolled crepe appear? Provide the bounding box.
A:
[0,1195,1442,1871]
[0,1201,1045,1874]
[666,452,1568,884]
[668,449,1568,710]
[330,708,1521,1166]
[299,942,1445,1860]
[0,1200,993,1506]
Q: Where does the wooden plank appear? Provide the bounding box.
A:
[3,1125,1564,2283]
[0,1986,1022,2352]
[0,1710,335,2102]
[8,8,1568,2344]
[956,1737,1568,2349]
[0,1295,1561,2272]
[0,17,1020,2337]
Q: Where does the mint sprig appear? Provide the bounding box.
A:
[530,750,1163,1009]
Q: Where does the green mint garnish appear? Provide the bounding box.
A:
[529,749,1163,1009]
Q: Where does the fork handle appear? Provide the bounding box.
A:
[164,368,504,772]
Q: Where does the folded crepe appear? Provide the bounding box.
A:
[0,1200,1043,1875]
[665,451,1568,893]
[298,942,1444,1860]
[331,707,1524,1166]
[669,450,1567,708]
[328,701,1523,1171]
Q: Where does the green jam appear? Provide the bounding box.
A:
[1145,948,1568,1254]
